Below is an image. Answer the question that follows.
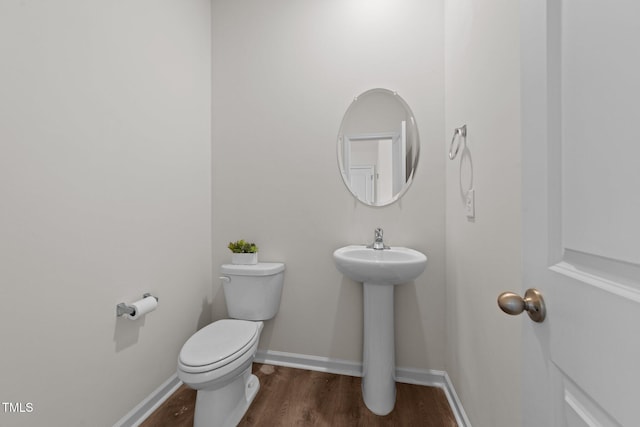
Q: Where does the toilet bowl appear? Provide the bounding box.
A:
[177,262,285,427]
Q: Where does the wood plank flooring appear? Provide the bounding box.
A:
[141,364,458,427]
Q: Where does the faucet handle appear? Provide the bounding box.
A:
[367,227,388,249]
[375,227,383,240]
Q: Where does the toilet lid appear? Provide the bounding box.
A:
[179,319,259,368]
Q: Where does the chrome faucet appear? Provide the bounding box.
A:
[367,227,390,250]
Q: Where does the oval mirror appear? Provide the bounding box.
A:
[337,88,420,206]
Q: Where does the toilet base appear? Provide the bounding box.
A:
[193,367,260,427]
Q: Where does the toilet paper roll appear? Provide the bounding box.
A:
[126,296,158,320]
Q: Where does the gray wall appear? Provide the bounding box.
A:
[211,0,446,370]
[445,0,522,426]
[0,1,212,425]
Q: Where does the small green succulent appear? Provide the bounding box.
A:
[228,239,258,253]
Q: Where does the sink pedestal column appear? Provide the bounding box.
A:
[362,282,396,415]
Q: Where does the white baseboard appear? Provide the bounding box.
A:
[441,371,473,427]
[112,374,182,427]
[255,349,363,377]
[255,349,471,427]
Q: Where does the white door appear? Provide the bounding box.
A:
[350,165,375,204]
[520,1,640,426]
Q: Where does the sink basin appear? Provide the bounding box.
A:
[333,245,427,285]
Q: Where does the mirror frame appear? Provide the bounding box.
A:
[337,88,420,207]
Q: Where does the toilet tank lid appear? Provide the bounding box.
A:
[221,262,285,276]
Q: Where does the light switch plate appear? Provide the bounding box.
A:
[465,189,475,219]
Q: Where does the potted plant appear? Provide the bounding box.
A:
[228,239,258,265]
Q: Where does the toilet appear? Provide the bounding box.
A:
[177,262,285,427]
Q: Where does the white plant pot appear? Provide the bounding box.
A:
[231,252,258,265]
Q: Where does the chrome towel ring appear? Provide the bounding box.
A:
[448,125,467,160]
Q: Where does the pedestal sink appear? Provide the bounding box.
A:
[333,245,427,415]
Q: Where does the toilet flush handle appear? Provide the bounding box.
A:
[219,276,231,283]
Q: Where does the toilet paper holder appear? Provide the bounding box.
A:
[116,293,158,317]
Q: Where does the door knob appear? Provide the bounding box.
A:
[497,288,546,323]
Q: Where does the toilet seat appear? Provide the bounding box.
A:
[178,319,259,374]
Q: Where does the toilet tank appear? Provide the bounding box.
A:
[220,262,285,320]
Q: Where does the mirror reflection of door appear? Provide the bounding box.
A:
[349,165,375,204]
[344,121,406,204]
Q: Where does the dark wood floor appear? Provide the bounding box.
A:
[141,364,458,427]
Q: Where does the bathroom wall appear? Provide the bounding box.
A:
[0,1,211,426]
[211,0,446,370]
[444,0,522,426]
